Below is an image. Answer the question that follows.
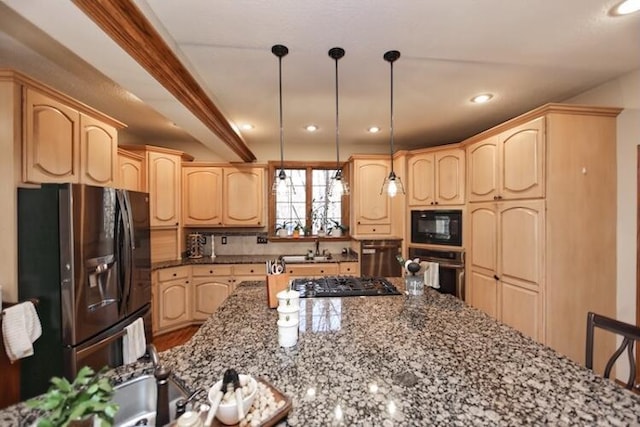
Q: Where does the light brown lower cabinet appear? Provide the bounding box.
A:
[155,266,191,333]
[154,264,265,335]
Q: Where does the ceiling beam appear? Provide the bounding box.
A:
[72,0,256,162]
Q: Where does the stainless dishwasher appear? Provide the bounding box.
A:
[360,239,403,277]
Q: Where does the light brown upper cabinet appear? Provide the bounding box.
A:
[79,115,117,186]
[23,87,119,186]
[407,147,465,206]
[350,157,392,235]
[182,164,264,227]
[467,117,545,202]
[182,166,223,225]
[223,167,264,226]
[148,150,182,227]
[24,88,80,184]
[117,148,146,192]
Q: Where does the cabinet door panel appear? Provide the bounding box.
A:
[81,115,117,186]
[499,201,544,286]
[469,270,498,318]
[158,282,189,328]
[501,282,541,341]
[467,138,498,202]
[24,89,80,183]
[500,117,545,199]
[149,152,180,226]
[224,168,263,226]
[407,154,434,206]
[469,205,497,271]
[118,154,144,192]
[436,151,464,204]
[354,160,390,224]
[183,167,223,225]
[192,281,229,320]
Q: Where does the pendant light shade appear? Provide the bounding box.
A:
[328,47,349,197]
[271,44,295,196]
[380,50,405,198]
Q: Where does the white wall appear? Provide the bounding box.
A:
[564,68,640,379]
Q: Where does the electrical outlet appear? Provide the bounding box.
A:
[221,236,227,245]
[257,236,268,244]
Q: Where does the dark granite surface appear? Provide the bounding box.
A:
[152,253,359,271]
[4,280,640,426]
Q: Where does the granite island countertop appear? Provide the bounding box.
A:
[4,280,640,426]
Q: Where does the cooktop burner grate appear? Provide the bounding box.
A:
[292,276,401,298]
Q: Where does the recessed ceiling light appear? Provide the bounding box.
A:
[305,124,318,132]
[471,93,494,104]
[240,123,254,130]
[611,0,640,15]
[368,126,381,133]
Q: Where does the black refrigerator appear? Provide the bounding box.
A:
[18,183,152,399]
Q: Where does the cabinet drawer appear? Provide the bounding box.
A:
[192,264,233,277]
[286,263,339,277]
[233,264,264,276]
[355,224,391,235]
[339,262,360,275]
[157,266,190,282]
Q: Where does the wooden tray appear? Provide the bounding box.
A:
[175,378,292,427]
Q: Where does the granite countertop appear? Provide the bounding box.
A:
[152,253,359,270]
[5,280,640,426]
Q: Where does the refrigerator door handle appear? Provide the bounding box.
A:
[120,191,135,313]
[116,191,133,315]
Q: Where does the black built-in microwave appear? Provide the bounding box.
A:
[411,210,462,246]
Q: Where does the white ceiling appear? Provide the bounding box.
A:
[1,0,639,162]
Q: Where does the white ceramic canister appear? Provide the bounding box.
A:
[276,289,300,310]
[277,318,299,348]
[277,304,299,323]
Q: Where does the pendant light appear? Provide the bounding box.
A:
[271,44,294,195]
[328,47,349,197]
[380,50,405,198]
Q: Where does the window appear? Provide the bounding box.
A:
[268,161,349,238]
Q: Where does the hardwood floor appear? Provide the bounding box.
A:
[152,325,200,352]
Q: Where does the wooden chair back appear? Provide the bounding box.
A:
[586,311,640,390]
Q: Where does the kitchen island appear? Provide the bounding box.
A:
[4,280,640,426]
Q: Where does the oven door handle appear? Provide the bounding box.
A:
[422,261,464,269]
[457,270,465,300]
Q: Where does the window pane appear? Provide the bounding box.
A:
[273,166,343,236]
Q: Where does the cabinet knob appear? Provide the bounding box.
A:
[493,196,498,200]
[434,201,439,205]
[250,269,254,273]
[493,274,500,281]
[372,228,376,232]
[172,273,177,277]
[209,270,213,274]
[175,222,179,226]
[430,202,434,205]
[320,270,324,273]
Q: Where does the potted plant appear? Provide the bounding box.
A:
[27,366,119,427]
[329,220,348,237]
[275,221,290,237]
[292,222,302,238]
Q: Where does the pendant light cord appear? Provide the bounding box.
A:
[272,45,289,172]
[329,47,345,174]
[384,50,400,175]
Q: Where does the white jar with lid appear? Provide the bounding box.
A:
[276,288,300,310]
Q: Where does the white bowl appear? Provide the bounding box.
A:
[208,374,258,425]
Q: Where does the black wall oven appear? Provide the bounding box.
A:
[409,247,465,299]
[411,210,462,246]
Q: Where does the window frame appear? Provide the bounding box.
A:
[267,160,350,240]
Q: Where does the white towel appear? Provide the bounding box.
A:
[424,262,440,289]
[123,317,146,364]
[2,301,42,362]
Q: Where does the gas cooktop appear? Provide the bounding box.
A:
[292,276,402,298]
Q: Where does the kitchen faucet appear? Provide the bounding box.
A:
[315,237,320,256]
[147,344,171,426]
